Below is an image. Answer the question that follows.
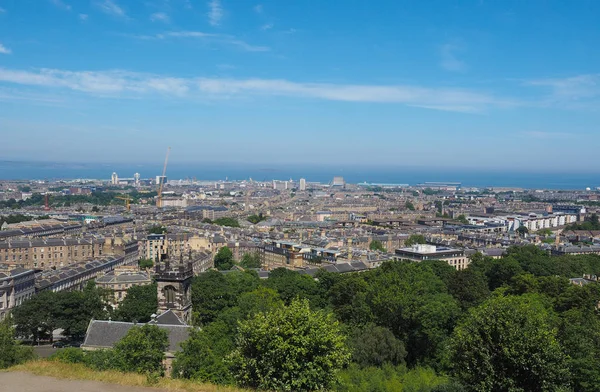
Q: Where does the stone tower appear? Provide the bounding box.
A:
[155,254,194,325]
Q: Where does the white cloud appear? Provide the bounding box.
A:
[527,74,600,100]
[79,13,89,21]
[131,30,270,52]
[253,4,263,13]
[0,67,509,112]
[50,0,72,11]
[440,43,466,72]
[0,44,11,55]
[0,6,6,13]
[208,0,223,26]
[96,0,126,18]
[150,12,170,23]
[260,23,273,31]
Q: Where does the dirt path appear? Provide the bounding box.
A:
[0,371,166,392]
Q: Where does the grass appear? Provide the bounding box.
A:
[6,360,246,392]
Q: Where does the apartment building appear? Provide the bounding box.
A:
[0,237,105,270]
[0,266,36,321]
[141,233,209,262]
[96,267,152,305]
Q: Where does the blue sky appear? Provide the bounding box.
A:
[0,0,599,170]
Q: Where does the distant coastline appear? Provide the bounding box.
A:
[0,161,598,190]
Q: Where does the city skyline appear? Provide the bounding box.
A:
[1,1,600,169]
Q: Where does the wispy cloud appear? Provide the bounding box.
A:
[150,12,170,23]
[208,0,223,26]
[79,13,89,21]
[0,7,5,13]
[440,43,466,72]
[130,30,270,52]
[0,67,511,112]
[260,23,273,31]
[253,4,263,13]
[527,74,599,100]
[50,0,71,11]
[96,0,126,18]
[0,44,11,55]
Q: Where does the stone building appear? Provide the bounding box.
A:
[394,244,469,270]
[95,267,152,305]
[155,257,194,325]
[0,266,36,321]
[141,233,209,262]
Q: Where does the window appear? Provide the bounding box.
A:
[164,285,177,305]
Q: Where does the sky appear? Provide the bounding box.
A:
[0,0,599,171]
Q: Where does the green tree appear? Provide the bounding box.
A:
[349,323,406,368]
[172,322,235,384]
[516,225,529,236]
[237,286,283,319]
[247,213,266,224]
[405,201,416,211]
[448,268,490,310]
[455,215,469,225]
[264,267,326,308]
[239,252,261,269]
[0,318,34,369]
[213,217,240,227]
[148,225,167,234]
[449,294,570,391]
[214,246,235,270]
[115,284,158,323]
[138,258,154,269]
[12,291,59,344]
[369,239,387,252]
[405,234,426,247]
[229,298,351,391]
[114,324,168,375]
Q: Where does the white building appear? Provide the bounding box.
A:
[299,178,307,191]
[111,172,119,185]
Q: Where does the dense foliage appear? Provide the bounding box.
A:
[228,298,351,391]
[212,217,240,227]
[0,318,35,369]
[247,213,267,224]
[369,239,387,252]
[405,234,426,246]
[114,284,158,323]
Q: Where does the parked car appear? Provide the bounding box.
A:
[52,341,66,348]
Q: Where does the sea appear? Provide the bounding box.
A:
[0,161,599,190]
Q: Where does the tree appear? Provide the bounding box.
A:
[114,324,168,375]
[455,215,469,225]
[449,294,570,391]
[214,246,234,270]
[405,201,416,211]
[54,284,108,341]
[91,206,100,212]
[115,284,158,323]
[516,225,529,236]
[349,323,406,368]
[12,291,59,344]
[213,217,240,228]
[369,239,387,252]
[148,225,167,234]
[263,267,326,308]
[247,213,266,224]
[0,318,34,369]
[172,322,235,384]
[138,258,154,269]
[237,286,283,320]
[448,268,490,310]
[405,234,426,247]
[239,252,261,269]
[228,298,351,391]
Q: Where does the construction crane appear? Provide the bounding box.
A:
[156,147,171,208]
[115,195,132,212]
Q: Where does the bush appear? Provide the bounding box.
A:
[50,347,86,364]
[84,349,121,371]
[0,319,35,369]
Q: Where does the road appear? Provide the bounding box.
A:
[0,372,166,392]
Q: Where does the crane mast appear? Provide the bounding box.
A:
[157,147,171,208]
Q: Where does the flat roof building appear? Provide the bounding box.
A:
[395,244,469,270]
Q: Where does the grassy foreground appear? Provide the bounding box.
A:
[6,360,245,392]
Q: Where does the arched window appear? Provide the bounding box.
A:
[164,285,177,305]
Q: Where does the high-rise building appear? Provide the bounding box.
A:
[156,175,167,185]
[111,172,119,185]
[134,172,141,186]
[332,176,345,187]
[299,178,306,191]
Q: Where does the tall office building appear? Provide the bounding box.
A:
[332,176,345,187]
[134,172,141,186]
[299,178,306,191]
[156,175,167,185]
[111,172,119,185]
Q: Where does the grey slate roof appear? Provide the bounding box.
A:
[82,320,191,352]
[156,310,185,326]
